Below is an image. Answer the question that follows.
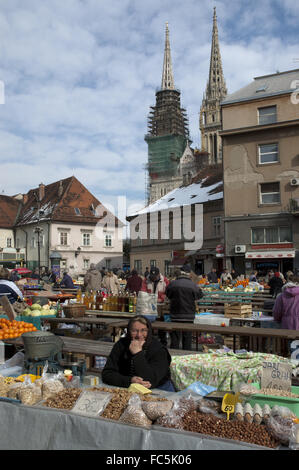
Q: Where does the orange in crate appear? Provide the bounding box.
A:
[0,318,37,340]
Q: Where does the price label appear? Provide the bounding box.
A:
[261,361,292,392]
[221,393,241,421]
[71,390,112,418]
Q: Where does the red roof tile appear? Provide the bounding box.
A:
[0,195,21,228]
[16,176,123,227]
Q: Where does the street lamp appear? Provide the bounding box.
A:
[75,246,81,257]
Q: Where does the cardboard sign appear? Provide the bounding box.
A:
[71,390,112,418]
[261,361,292,392]
[0,296,16,321]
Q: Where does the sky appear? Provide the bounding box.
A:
[0,0,298,226]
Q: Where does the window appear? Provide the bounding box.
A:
[251,226,292,244]
[74,208,81,215]
[60,232,68,246]
[134,260,142,273]
[258,106,277,125]
[6,238,12,248]
[150,260,156,267]
[212,216,221,237]
[258,143,278,164]
[260,182,280,204]
[164,260,171,276]
[31,237,36,248]
[105,259,111,269]
[82,233,91,246]
[83,259,90,269]
[104,234,112,247]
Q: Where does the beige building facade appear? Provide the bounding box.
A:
[220,69,299,276]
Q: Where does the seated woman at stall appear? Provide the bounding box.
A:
[0,267,24,304]
[102,315,175,392]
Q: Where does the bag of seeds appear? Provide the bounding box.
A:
[18,375,42,406]
[119,394,152,428]
[42,373,64,400]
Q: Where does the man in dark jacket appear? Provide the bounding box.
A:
[60,272,74,289]
[269,272,284,298]
[165,264,203,350]
[102,315,174,391]
[207,268,218,283]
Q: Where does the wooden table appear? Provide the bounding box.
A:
[4,336,198,374]
[107,320,299,357]
[42,316,128,342]
[85,310,136,319]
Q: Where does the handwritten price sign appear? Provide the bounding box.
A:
[261,362,292,392]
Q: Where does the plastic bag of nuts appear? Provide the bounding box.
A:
[119,394,152,428]
[19,384,42,406]
[7,382,24,399]
[42,377,64,400]
[0,377,10,397]
[142,399,173,421]
[265,414,294,445]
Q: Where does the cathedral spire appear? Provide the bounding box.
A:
[207,7,227,99]
[161,22,175,90]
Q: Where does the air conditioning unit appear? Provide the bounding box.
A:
[290,178,299,186]
[235,245,246,254]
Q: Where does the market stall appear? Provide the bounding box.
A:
[0,371,298,450]
[170,350,296,391]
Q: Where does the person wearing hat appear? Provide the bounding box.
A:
[165,264,203,350]
[0,267,23,304]
[269,272,284,298]
[102,315,175,391]
[84,263,102,292]
[140,266,169,303]
[140,266,169,346]
[60,271,74,289]
[126,269,143,294]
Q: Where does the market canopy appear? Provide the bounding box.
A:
[245,250,295,259]
[12,268,32,274]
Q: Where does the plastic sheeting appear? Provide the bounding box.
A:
[0,400,275,450]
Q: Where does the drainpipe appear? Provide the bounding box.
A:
[20,228,28,267]
[47,221,51,269]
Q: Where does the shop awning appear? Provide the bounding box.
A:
[245,250,295,259]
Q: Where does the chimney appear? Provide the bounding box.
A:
[58,181,63,198]
[23,194,28,205]
[39,183,45,201]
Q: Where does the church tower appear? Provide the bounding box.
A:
[200,7,227,164]
[145,23,190,204]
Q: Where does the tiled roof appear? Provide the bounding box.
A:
[15,176,123,227]
[0,195,21,229]
[221,68,299,105]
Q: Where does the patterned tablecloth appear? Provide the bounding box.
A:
[170,351,294,391]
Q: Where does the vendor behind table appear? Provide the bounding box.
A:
[101,315,175,392]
